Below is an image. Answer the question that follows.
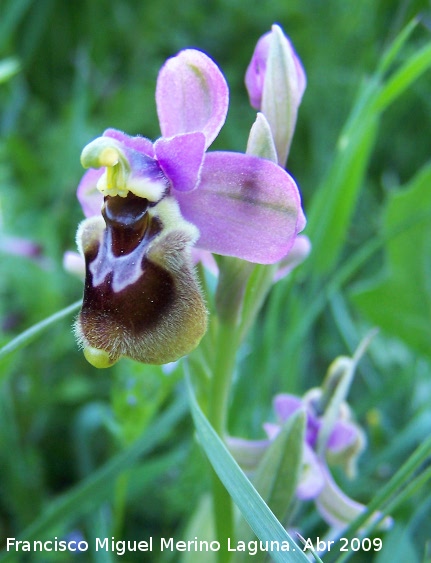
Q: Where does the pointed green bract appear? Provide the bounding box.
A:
[233,411,305,563]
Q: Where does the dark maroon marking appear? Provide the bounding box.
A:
[81,193,174,336]
[102,193,162,257]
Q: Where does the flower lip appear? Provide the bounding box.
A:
[75,196,208,366]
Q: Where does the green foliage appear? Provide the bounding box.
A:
[351,164,431,358]
[1,1,431,562]
[187,377,309,563]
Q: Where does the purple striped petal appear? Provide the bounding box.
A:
[156,49,228,149]
[154,132,205,192]
[77,168,104,218]
[174,152,304,263]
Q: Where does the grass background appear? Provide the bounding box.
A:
[1,0,431,561]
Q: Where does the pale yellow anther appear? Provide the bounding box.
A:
[99,147,120,167]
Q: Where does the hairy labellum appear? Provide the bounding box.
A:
[75,193,207,368]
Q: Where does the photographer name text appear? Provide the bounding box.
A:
[6,535,383,556]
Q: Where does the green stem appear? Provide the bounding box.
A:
[208,319,240,562]
[202,260,278,561]
[208,320,240,435]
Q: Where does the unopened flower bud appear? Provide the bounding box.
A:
[245,24,306,166]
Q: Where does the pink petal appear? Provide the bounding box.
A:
[0,235,42,259]
[273,394,303,422]
[245,31,271,110]
[246,25,307,166]
[77,168,104,218]
[174,152,304,264]
[154,132,205,192]
[103,128,154,157]
[245,26,306,112]
[156,49,228,149]
[327,420,359,453]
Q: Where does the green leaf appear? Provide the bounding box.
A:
[375,525,420,563]
[376,18,418,75]
[181,495,217,563]
[253,409,305,523]
[186,376,309,563]
[351,164,431,357]
[306,81,379,275]
[233,411,305,563]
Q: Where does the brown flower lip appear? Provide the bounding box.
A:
[75,194,208,367]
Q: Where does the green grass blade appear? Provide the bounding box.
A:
[376,18,418,75]
[306,28,431,277]
[306,104,378,276]
[186,375,309,563]
[0,300,81,362]
[373,42,431,112]
[332,434,431,563]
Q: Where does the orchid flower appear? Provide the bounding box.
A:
[228,389,391,531]
[264,392,366,502]
[74,49,305,368]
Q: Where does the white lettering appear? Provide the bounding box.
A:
[160,537,174,551]
[77,540,88,551]
[95,537,109,551]
[302,538,314,550]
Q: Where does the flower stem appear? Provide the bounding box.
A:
[208,319,240,561]
[208,320,240,435]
